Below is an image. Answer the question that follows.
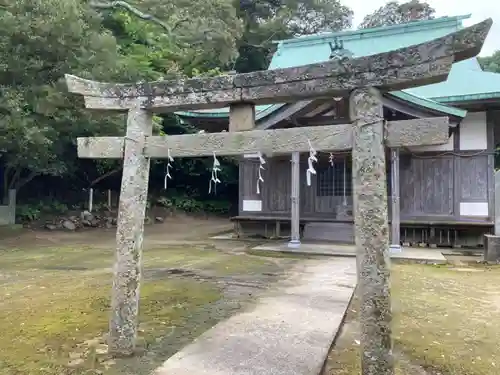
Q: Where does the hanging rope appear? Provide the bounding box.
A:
[164,149,174,190]
[208,151,221,194]
[256,152,266,194]
[306,139,317,186]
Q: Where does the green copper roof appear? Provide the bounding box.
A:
[405,58,500,103]
[390,91,466,118]
[178,14,492,120]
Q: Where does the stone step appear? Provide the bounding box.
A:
[303,222,354,243]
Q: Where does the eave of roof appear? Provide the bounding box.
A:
[391,92,467,118]
[176,14,482,121]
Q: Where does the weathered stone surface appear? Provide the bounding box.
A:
[484,234,500,263]
[349,87,394,375]
[81,210,94,221]
[109,107,153,357]
[64,19,491,112]
[62,220,77,231]
[229,103,255,132]
[384,117,450,147]
[76,117,449,159]
[77,137,124,158]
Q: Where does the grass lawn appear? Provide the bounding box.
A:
[0,243,290,375]
[323,264,500,375]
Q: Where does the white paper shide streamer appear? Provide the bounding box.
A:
[164,149,174,189]
[209,151,221,194]
[306,140,317,186]
[256,152,266,194]
[328,152,335,167]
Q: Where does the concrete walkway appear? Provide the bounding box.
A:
[252,242,447,264]
[154,258,357,375]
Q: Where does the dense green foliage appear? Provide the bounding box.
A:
[359,0,435,29]
[2,0,498,218]
[0,0,354,217]
[235,0,352,72]
[479,51,500,74]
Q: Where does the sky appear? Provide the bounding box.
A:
[343,0,499,56]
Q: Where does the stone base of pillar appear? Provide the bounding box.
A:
[389,244,402,253]
[287,239,301,249]
[484,234,500,263]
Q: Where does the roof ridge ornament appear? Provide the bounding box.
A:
[329,37,353,60]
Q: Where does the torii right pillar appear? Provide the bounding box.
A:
[350,87,394,375]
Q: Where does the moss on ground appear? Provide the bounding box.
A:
[324,264,500,375]
[0,244,284,375]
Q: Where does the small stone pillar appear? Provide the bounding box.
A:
[484,234,500,263]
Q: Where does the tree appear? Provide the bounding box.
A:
[0,0,243,201]
[0,0,131,199]
[235,0,353,72]
[359,0,435,29]
[91,0,243,76]
[479,51,500,73]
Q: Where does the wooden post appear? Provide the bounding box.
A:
[350,88,394,375]
[109,107,153,357]
[495,170,500,235]
[89,187,94,212]
[390,149,401,252]
[288,151,301,248]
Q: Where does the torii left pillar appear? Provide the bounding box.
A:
[110,107,153,357]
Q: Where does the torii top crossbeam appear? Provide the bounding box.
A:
[65,19,492,113]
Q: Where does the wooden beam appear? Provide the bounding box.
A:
[64,19,491,112]
[390,148,401,250]
[288,151,301,248]
[77,117,450,159]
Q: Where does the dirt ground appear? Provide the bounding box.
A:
[0,215,299,375]
[0,214,234,248]
[323,264,500,375]
[4,217,500,375]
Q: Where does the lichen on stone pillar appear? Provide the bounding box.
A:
[349,87,394,375]
[109,107,153,357]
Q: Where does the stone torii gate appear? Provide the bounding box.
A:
[65,19,491,374]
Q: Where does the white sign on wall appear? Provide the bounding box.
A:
[242,200,262,212]
[460,202,488,217]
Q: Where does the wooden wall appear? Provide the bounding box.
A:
[239,151,492,223]
[238,110,496,224]
[239,155,353,219]
[399,152,490,220]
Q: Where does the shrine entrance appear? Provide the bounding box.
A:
[64,18,491,375]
